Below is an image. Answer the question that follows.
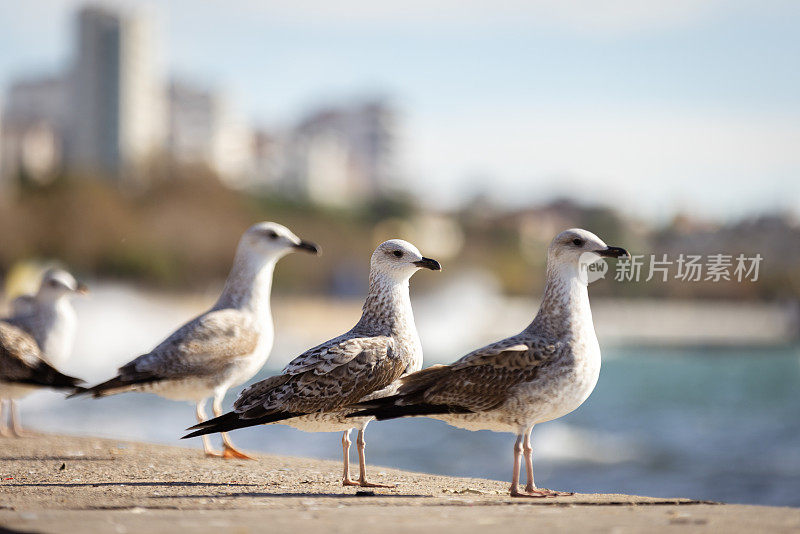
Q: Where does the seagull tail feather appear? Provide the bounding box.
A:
[182,410,304,439]
[12,364,85,391]
[68,374,152,399]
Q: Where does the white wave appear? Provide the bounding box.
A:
[534,423,643,464]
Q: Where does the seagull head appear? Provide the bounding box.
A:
[37,268,88,301]
[370,239,441,282]
[548,228,630,267]
[240,221,320,261]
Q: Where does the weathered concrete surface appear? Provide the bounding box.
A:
[0,434,797,533]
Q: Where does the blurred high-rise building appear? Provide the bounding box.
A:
[249,128,284,191]
[68,5,164,184]
[167,80,253,187]
[284,100,397,206]
[0,4,402,202]
[0,75,69,185]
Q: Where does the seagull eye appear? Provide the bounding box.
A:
[572,238,584,246]
[393,251,403,258]
[266,231,278,240]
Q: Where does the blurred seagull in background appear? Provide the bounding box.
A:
[349,229,628,497]
[0,268,87,437]
[75,222,319,459]
[183,239,441,487]
[10,269,88,370]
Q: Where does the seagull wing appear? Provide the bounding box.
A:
[280,333,375,376]
[10,295,36,318]
[4,298,42,341]
[82,308,258,397]
[0,322,84,390]
[235,334,403,418]
[354,335,561,417]
[184,334,407,437]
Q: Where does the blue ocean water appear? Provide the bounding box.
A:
[20,345,800,507]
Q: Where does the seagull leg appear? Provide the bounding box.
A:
[522,427,573,497]
[213,394,254,460]
[510,433,545,498]
[341,429,359,486]
[0,400,11,437]
[196,401,222,457]
[355,427,394,488]
[522,426,551,497]
[10,400,27,438]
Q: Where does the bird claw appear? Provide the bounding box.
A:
[524,485,573,497]
[342,478,361,487]
[510,487,549,498]
[222,445,255,460]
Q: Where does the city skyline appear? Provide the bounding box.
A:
[0,4,397,204]
[1,1,799,221]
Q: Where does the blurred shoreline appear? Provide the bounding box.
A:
[49,281,800,383]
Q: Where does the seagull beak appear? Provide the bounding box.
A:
[75,282,90,295]
[595,246,629,259]
[293,240,320,255]
[413,257,442,271]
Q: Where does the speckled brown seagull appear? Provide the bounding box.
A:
[0,321,85,436]
[184,239,441,487]
[349,229,629,497]
[75,222,319,459]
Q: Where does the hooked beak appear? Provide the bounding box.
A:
[595,246,630,259]
[413,257,442,271]
[293,240,320,255]
[75,282,90,295]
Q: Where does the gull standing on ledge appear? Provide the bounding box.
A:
[77,222,319,459]
[184,240,441,487]
[350,229,628,497]
[1,269,87,437]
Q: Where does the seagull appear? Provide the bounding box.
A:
[0,268,87,437]
[75,222,319,459]
[183,239,441,487]
[349,229,629,497]
[9,268,88,369]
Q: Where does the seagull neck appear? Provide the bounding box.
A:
[526,261,593,340]
[214,251,276,317]
[355,272,415,336]
[28,294,76,361]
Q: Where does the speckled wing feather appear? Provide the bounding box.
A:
[234,335,405,419]
[0,321,83,389]
[360,335,561,415]
[280,333,381,376]
[0,322,42,380]
[83,309,259,396]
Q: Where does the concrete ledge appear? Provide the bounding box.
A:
[1,434,798,533]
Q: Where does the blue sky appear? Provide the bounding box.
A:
[1,0,799,221]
